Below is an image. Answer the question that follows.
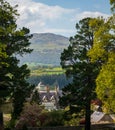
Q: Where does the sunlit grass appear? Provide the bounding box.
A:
[31,66,64,76]
[3,114,11,122]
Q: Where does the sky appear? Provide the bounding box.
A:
[7,0,111,37]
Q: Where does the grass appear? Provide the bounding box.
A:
[3,114,11,122]
[0,102,13,114]
[31,66,64,76]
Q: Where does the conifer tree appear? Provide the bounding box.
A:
[0,0,33,120]
[60,18,99,130]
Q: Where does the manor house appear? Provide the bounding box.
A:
[34,82,62,111]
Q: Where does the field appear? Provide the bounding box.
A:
[0,103,12,126]
[0,102,13,114]
[30,66,64,76]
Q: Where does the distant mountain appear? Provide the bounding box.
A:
[19,33,69,66]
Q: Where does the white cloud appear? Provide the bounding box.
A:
[75,11,109,21]
[7,0,110,36]
[7,0,75,35]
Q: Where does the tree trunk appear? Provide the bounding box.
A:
[85,99,91,130]
[0,111,4,130]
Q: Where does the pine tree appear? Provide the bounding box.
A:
[0,0,33,120]
[60,18,99,130]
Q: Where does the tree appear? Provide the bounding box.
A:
[96,54,115,113]
[59,18,99,130]
[31,89,41,105]
[0,44,9,100]
[110,0,115,13]
[11,64,33,119]
[88,14,115,112]
[0,0,33,120]
[0,35,10,130]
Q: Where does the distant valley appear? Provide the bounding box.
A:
[19,33,69,66]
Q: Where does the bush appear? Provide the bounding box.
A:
[15,103,48,130]
[44,110,65,126]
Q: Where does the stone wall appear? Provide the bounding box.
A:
[28,126,83,130]
[28,124,115,130]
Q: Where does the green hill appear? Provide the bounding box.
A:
[19,33,69,66]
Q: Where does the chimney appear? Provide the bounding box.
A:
[46,86,50,93]
[55,86,59,94]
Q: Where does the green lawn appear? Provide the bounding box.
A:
[31,66,64,76]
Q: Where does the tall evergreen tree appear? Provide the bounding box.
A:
[0,0,33,120]
[0,44,8,130]
[59,18,99,130]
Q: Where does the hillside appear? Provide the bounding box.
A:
[19,33,69,66]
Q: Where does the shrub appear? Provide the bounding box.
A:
[44,110,65,126]
[15,103,48,130]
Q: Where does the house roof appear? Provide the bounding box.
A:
[91,111,114,124]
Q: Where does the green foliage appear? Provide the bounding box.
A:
[64,114,80,126]
[28,73,72,89]
[0,103,13,114]
[0,44,7,65]
[0,44,10,101]
[6,118,17,130]
[88,15,115,113]
[110,0,115,13]
[44,110,65,126]
[96,53,115,113]
[15,103,65,129]
[15,103,48,129]
[0,0,33,120]
[62,106,84,126]
[31,90,41,105]
[88,16,115,63]
[60,17,98,108]
[27,65,72,89]
[60,18,99,130]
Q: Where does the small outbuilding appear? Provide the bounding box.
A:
[91,111,115,124]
